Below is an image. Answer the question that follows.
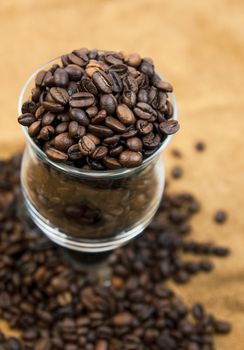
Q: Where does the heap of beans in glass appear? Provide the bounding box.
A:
[18,48,179,169]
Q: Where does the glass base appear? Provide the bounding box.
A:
[22,188,163,253]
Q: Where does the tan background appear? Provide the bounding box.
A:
[0,0,244,348]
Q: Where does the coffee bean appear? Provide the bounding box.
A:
[136,120,153,135]
[6,337,22,350]
[92,146,108,160]
[31,87,42,102]
[28,120,41,137]
[86,106,99,118]
[140,58,155,77]
[42,101,64,113]
[120,128,138,138]
[100,94,117,114]
[126,137,143,151]
[152,73,173,92]
[56,121,69,134]
[95,340,108,350]
[54,133,74,151]
[103,156,121,169]
[86,133,101,145]
[50,87,69,105]
[91,110,107,125]
[103,135,120,145]
[134,102,154,120]
[126,53,142,67]
[171,166,183,179]
[112,312,134,326]
[34,338,51,350]
[85,60,105,77]
[18,113,36,126]
[105,52,123,65]
[109,63,128,76]
[68,50,89,67]
[109,71,123,93]
[119,151,143,168]
[122,90,137,107]
[67,81,79,96]
[69,121,86,138]
[195,141,206,152]
[35,70,48,86]
[80,77,98,95]
[123,74,138,92]
[116,104,136,126]
[79,135,96,155]
[64,64,84,81]
[214,320,231,334]
[70,92,95,108]
[88,125,113,138]
[42,112,55,126]
[137,89,148,103]
[105,117,126,134]
[69,108,89,126]
[92,71,113,94]
[159,120,180,135]
[54,68,69,87]
[109,145,123,157]
[45,147,68,161]
[68,144,83,160]
[142,132,161,149]
[39,126,55,141]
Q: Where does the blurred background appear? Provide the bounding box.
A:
[0,0,244,349]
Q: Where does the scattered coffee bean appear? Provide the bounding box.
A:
[214,210,227,224]
[195,141,206,152]
[18,48,180,169]
[171,165,183,179]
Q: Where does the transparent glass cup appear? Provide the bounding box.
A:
[18,58,178,261]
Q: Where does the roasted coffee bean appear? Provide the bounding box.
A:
[95,339,108,350]
[67,81,79,96]
[42,101,64,113]
[86,106,99,118]
[64,64,84,81]
[69,92,95,108]
[159,120,180,135]
[43,71,55,87]
[68,121,86,138]
[56,121,69,134]
[134,102,155,120]
[109,145,123,157]
[214,210,227,224]
[35,105,46,118]
[122,90,137,107]
[21,100,38,114]
[214,320,231,334]
[42,112,55,126]
[49,87,69,105]
[120,128,138,138]
[69,108,89,126]
[109,64,128,76]
[142,132,161,149]
[105,52,123,66]
[123,74,138,92]
[79,135,96,155]
[35,70,48,86]
[86,133,101,145]
[126,53,142,67]
[39,126,55,141]
[18,113,36,126]
[152,73,173,92]
[85,60,105,77]
[103,156,121,169]
[67,144,83,160]
[116,104,136,126]
[171,166,183,179]
[137,89,148,103]
[92,146,108,160]
[54,68,69,87]
[108,71,123,93]
[91,110,107,125]
[103,135,120,145]
[100,94,117,114]
[136,120,153,135]
[105,117,127,134]
[45,147,68,161]
[80,77,98,95]
[68,50,89,67]
[126,137,143,151]
[31,87,42,102]
[54,132,74,151]
[28,120,41,137]
[86,157,105,170]
[195,141,206,152]
[112,312,134,326]
[92,71,113,94]
[88,125,113,138]
[139,58,155,77]
[165,100,174,118]
[119,150,143,168]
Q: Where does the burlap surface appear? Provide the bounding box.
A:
[0,0,244,348]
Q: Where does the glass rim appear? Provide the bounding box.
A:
[18,57,178,179]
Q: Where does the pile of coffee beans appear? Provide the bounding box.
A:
[18,48,179,169]
[0,154,230,349]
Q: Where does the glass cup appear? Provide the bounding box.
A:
[18,58,178,263]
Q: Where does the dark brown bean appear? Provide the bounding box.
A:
[39,126,55,141]
[134,102,154,120]
[28,120,41,137]
[80,77,98,95]
[88,125,113,138]
[67,144,83,160]
[64,64,84,81]
[35,70,47,86]
[42,101,64,113]
[45,147,68,162]
[109,145,123,157]
[105,117,127,134]
[91,110,107,125]
[86,106,99,118]
[159,120,180,135]
[142,132,161,149]
[103,135,120,145]
[92,146,108,160]
[116,104,136,126]
[152,73,173,92]
[100,94,117,114]
[103,156,121,169]
[126,137,143,151]
[70,92,95,108]
[54,132,74,151]
[18,113,36,126]
[69,108,89,126]
[50,87,69,105]
[119,151,143,168]
[42,112,55,126]
[78,135,96,155]
[136,120,153,135]
[54,68,69,87]
[92,71,113,94]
